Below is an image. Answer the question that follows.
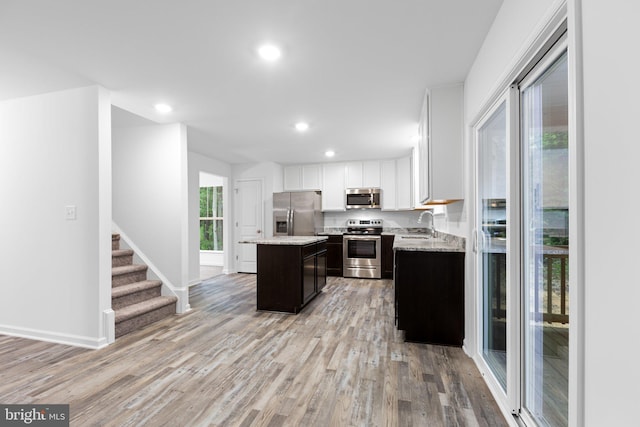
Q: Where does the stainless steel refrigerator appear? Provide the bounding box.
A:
[273,191,323,236]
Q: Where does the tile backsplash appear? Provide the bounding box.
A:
[322,201,466,237]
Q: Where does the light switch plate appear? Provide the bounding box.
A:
[65,205,77,220]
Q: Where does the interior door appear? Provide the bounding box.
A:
[235,179,263,273]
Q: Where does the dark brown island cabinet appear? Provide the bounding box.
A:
[325,235,343,277]
[394,249,465,346]
[257,240,327,313]
[381,234,395,279]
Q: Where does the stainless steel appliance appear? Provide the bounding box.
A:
[273,191,323,236]
[343,219,383,279]
[345,188,381,209]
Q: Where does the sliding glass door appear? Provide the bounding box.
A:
[520,46,569,427]
[475,33,569,427]
[477,100,509,392]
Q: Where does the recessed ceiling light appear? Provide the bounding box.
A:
[325,150,335,158]
[154,103,172,113]
[257,44,282,61]
[295,122,309,132]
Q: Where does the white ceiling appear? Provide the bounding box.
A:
[0,0,503,165]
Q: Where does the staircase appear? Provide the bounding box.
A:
[112,234,177,338]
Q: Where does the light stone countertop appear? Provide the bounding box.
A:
[238,236,328,245]
[393,234,465,253]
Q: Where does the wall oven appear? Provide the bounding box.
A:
[342,219,383,279]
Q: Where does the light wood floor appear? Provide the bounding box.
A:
[0,275,508,426]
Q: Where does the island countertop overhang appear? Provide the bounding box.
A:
[239,236,328,245]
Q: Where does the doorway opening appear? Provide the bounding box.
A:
[199,172,225,281]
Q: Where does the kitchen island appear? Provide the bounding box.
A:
[393,233,466,345]
[239,236,328,313]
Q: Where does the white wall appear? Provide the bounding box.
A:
[464,0,559,120]
[112,122,189,310]
[188,151,232,282]
[0,85,111,348]
[581,1,640,425]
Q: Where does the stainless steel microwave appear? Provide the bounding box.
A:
[345,188,381,209]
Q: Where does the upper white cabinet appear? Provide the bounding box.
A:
[417,83,464,204]
[345,162,362,188]
[283,164,322,191]
[284,166,302,191]
[396,156,413,209]
[302,164,322,190]
[380,160,396,210]
[363,161,381,187]
[321,162,346,211]
[381,155,412,210]
[346,161,381,188]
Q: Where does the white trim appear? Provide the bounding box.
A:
[103,309,115,343]
[179,124,191,314]
[566,1,585,425]
[506,85,522,416]
[0,324,109,350]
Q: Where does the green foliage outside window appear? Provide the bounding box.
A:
[200,186,223,250]
[542,131,568,149]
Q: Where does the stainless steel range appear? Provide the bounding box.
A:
[343,219,383,279]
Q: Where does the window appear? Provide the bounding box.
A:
[200,186,223,251]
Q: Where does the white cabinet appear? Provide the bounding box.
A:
[284,166,302,191]
[380,155,412,210]
[396,156,412,209]
[345,160,381,188]
[380,160,396,210]
[301,164,322,190]
[283,164,322,191]
[417,83,464,204]
[363,161,381,187]
[345,162,363,188]
[321,163,346,211]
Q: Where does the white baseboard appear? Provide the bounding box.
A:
[103,309,115,344]
[0,324,108,349]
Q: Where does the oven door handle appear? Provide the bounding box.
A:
[343,235,382,240]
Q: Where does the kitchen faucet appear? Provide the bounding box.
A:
[417,210,435,236]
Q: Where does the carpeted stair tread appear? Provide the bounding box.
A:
[115,296,177,323]
[112,280,162,299]
[112,249,135,267]
[112,249,134,257]
[112,264,147,276]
